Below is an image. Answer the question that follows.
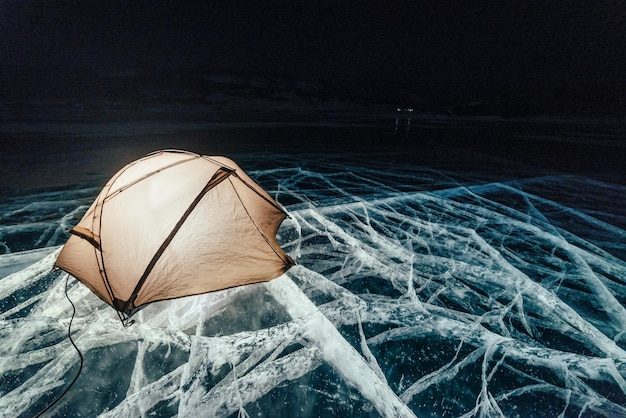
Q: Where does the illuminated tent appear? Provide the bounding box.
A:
[55,150,294,321]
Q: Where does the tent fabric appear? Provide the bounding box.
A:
[55,150,294,317]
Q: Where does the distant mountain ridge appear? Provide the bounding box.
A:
[2,65,625,122]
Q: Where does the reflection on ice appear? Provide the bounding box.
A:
[1,153,626,417]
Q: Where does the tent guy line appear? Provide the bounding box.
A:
[33,273,84,418]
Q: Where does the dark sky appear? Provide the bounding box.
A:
[1,0,625,113]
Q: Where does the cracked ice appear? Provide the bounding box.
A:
[1,152,625,417]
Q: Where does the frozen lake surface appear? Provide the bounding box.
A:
[1,123,626,417]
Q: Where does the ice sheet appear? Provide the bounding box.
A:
[1,153,626,417]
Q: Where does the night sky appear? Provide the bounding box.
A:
[1,0,626,115]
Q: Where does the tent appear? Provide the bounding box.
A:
[54,150,294,321]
